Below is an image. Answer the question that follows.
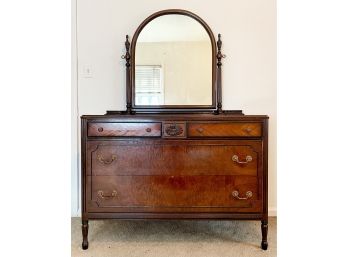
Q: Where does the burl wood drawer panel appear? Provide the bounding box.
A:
[86,175,262,213]
[87,141,261,176]
[88,122,161,137]
[188,122,262,137]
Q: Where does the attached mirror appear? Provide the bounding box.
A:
[130,10,217,111]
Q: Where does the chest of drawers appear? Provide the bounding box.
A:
[81,114,269,249]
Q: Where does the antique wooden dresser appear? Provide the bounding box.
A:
[81,9,269,250]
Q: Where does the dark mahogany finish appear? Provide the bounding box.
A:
[89,175,261,211]
[261,220,268,250]
[82,220,88,250]
[88,122,161,137]
[87,140,260,176]
[188,122,262,137]
[81,114,269,249]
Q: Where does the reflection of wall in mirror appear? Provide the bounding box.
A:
[136,41,212,105]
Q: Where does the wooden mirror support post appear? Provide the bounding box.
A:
[121,35,132,114]
[215,33,224,115]
[82,9,269,251]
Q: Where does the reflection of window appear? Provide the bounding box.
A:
[135,65,163,105]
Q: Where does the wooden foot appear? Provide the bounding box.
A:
[261,220,268,250]
[82,220,89,250]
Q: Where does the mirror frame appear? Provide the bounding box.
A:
[127,9,219,114]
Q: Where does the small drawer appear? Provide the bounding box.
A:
[162,122,186,138]
[88,122,161,137]
[188,122,262,137]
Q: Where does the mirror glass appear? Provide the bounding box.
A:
[135,14,212,106]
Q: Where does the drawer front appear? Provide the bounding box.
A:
[88,122,161,137]
[86,175,262,213]
[87,141,261,176]
[188,122,262,137]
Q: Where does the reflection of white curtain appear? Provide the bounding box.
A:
[135,65,163,105]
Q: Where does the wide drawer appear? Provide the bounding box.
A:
[88,122,161,137]
[86,175,262,213]
[188,122,262,137]
[87,141,261,176]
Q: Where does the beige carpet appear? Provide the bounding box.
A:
[71,217,276,257]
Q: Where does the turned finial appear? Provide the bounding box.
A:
[217,34,226,67]
[122,35,131,68]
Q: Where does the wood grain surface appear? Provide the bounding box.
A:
[88,141,260,176]
[88,122,161,137]
[188,122,262,137]
[86,175,261,213]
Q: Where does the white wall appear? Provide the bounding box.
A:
[71,0,79,216]
[136,41,212,105]
[72,0,277,216]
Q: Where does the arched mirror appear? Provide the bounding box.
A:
[126,10,219,113]
[135,14,213,106]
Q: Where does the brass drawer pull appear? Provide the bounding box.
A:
[232,155,252,164]
[98,190,117,199]
[232,190,252,200]
[97,154,116,164]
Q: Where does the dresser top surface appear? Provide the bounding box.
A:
[81,113,269,122]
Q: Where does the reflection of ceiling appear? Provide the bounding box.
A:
[138,15,210,42]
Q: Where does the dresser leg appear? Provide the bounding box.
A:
[261,220,268,250]
[82,220,89,250]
